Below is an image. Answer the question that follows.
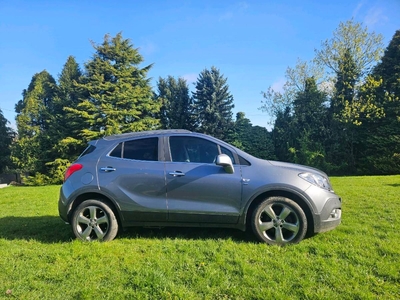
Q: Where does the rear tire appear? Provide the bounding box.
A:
[251,196,307,245]
[71,199,118,241]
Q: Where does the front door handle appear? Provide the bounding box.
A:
[100,167,116,172]
[169,171,185,177]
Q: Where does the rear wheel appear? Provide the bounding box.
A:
[251,196,307,245]
[71,199,118,241]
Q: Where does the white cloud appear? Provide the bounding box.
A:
[270,78,286,92]
[218,1,248,21]
[138,41,157,56]
[319,80,335,97]
[352,1,364,18]
[364,7,388,27]
[352,1,388,28]
[219,11,233,21]
[237,2,249,11]
[181,73,198,84]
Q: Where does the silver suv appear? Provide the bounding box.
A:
[58,130,341,245]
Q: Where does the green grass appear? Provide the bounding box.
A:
[0,176,399,299]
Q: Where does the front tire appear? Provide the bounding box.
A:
[251,196,307,245]
[71,199,118,242]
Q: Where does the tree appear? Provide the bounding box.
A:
[261,60,325,164]
[0,108,14,173]
[66,33,161,141]
[315,20,385,125]
[156,76,195,130]
[271,107,295,162]
[33,56,85,184]
[314,20,385,174]
[315,19,384,79]
[291,78,330,169]
[192,66,234,140]
[356,30,400,174]
[373,30,400,102]
[260,59,324,124]
[233,112,275,159]
[51,56,85,161]
[12,70,57,173]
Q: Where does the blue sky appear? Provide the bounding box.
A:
[0,0,399,130]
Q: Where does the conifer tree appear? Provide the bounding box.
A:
[156,76,194,130]
[66,33,161,141]
[13,70,57,173]
[52,56,85,161]
[234,112,275,159]
[356,30,400,174]
[0,108,14,172]
[192,66,234,140]
[291,77,329,169]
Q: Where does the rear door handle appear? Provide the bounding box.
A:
[169,171,185,177]
[100,167,116,172]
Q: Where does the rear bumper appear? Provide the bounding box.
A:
[314,197,342,233]
[58,187,69,223]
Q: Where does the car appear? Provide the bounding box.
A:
[58,129,341,245]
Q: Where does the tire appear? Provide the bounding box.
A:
[71,199,118,242]
[251,196,307,245]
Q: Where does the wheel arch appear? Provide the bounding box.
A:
[68,192,123,228]
[244,189,315,237]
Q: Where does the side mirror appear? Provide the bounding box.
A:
[216,154,234,174]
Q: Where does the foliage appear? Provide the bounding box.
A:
[66,33,161,142]
[0,108,14,173]
[46,158,71,184]
[192,66,235,140]
[260,59,324,123]
[52,56,86,162]
[355,30,400,174]
[156,76,195,130]
[12,70,58,173]
[272,107,294,162]
[234,112,275,159]
[315,19,384,78]
[22,172,52,186]
[8,25,400,182]
[263,20,399,175]
[1,176,399,298]
[290,78,331,170]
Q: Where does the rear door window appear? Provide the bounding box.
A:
[109,138,158,161]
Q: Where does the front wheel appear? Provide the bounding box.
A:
[71,199,118,241]
[251,197,307,245]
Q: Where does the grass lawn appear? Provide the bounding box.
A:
[0,176,399,299]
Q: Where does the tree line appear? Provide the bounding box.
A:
[261,20,400,175]
[0,20,399,184]
[0,33,273,184]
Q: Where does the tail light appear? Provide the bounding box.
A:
[64,163,83,182]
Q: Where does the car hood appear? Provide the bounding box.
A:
[265,160,328,177]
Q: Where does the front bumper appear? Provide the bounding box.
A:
[313,197,342,233]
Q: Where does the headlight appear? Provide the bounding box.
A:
[299,172,333,191]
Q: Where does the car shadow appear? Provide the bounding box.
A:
[0,216,258,244]
[0,216,73,243]
[386,183,400,187]
[119,226,258,243]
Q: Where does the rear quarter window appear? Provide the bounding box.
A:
[79,145,96,158]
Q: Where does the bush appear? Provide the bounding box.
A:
[46,159,71,184]
[22,173,52,186]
